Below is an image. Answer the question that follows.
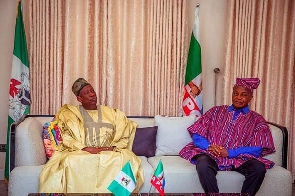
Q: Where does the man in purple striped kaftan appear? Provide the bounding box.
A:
[179,78,275,196]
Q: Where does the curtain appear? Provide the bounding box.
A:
[224,0,295,179]
[26,0,189,116]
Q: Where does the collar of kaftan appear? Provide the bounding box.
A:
[228,104,250,114]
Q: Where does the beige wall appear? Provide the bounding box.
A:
[0,0,228,178]
[0,0,18,179]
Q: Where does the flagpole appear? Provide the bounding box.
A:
[148,184,152,195]
[214,68,220,106]
[148,165,156,196]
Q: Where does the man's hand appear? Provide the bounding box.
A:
[208,144,228,157]
[82,146,114,154]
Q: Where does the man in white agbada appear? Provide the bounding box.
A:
[39,78,144,193]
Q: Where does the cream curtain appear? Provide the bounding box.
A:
[26,0,189,116]
[224,0,295,179]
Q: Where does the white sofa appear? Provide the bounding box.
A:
[8,114,292,196]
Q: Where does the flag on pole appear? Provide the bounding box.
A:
[107,161,137,196]
[150,160,165,196]
[5,0,30,181]
[182,5,203,117]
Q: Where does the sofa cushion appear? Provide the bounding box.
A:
[8,165,45,196]
[148,156,204,193]
[42,119,62,159]
[137,156,155,193]
[154,115,197,156]
[132,126,158,157]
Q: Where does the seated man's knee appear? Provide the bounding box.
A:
[255,161,266,175]
[195,155,217,172]
[247,160,266,177]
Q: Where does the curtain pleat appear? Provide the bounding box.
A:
[224,0,295,179]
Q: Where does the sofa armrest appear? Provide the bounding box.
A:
[9,115,27,172]
[10,114,54,172]
[267,121,288,169]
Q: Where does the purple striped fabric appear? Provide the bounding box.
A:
[234,78,260,93]
[179,105,275,170]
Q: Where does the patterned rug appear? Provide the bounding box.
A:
[1,180,294,196]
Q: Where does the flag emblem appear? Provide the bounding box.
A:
[121,176,131,186]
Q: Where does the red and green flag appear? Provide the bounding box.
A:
[5,0,30,181]
[150,160,165,196]
[182,6,203,117]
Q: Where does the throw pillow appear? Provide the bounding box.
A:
[154,115,197,156]
[132,126,158,157]
[42,119,62,159]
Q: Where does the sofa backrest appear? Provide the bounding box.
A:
[13,116,287,169]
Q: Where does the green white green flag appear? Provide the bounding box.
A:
[182,6,203,117]
[5,0,30,181]
[107,161,136,196]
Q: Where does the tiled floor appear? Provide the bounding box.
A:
[0,180,294,196]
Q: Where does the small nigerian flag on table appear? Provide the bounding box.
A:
[107,161,136,196]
